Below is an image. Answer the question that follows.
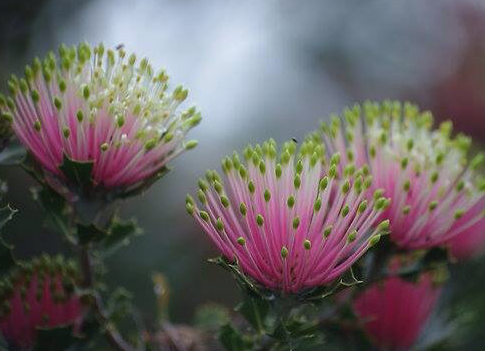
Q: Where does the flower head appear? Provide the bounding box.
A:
[447,221,485,260]
[0,111,12,152]
[0,255,84,350]
[353,272,441,350]
[0,43,200,195]
[317,101,485,250]
[186,138,389,294]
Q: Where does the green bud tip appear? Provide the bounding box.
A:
[341,204,350,217]
[320,176,329,191]
[264,189,271,202]
[248,181,255,194]
[239,202,247,216]
[256,214,264,227]
[220,196,230,208]
[287,195,295,208]
[185,203,194,215]
[429,201,438,211]
[303,239,311,250]
[377,219,390,232]
[293,217,300,229]
[275,164,282,178]
[369,234,381,246]
[216,218,224,231]
[323,225,332,238]
[294,174,301,188]
[200,211,209,222]
[358,200,367,213]
[281,246,289,259]
[314,198,322,212]
[348,230,357,243]
[237,237,246,246]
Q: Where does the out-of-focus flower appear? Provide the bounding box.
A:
[186,138,389,294]
[0,112,12,152]
[353,272,441,351]
[448,223,485,260]
[0,255,84,350]
[317,101,485,250]
[0,42,200,195]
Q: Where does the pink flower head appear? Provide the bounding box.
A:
[0,43,200,193]
[447,223,485,260]
[318,100,485,250]
[353,273,441,351]
[0,255,84,350]
[186,138,390,294]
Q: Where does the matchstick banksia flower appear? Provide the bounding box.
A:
[353,273,442,351]
[0,42,200,194]
[0,255,84,350]
[186,139,389,294]
[317,100,485,250]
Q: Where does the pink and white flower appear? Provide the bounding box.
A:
[186,138,389,294]
[353,273,441,350]
[318,101,485,250]
[0,43,200,191]
[0,256,84,350]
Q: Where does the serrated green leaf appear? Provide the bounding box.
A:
[77,223,107,245]
[0,139,26,166]
[101,217,141,256]
[236,292,270,333]
[58,154,94,188]
[33,325,80,351]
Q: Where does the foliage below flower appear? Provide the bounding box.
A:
[0,255,84,350]
[0,42,200,195]
[186,138,389,294]
[317,100,485,250]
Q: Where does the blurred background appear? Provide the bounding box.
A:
[1,0,485,349]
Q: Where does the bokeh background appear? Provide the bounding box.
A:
[1,0,485,349]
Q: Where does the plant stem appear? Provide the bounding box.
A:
[80,248,143,351]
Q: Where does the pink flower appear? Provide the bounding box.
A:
[0,43,200,191]
[186,139,389,294]
[353,273,441,351]
[448,222,485,259]
[318,100,485,250]
[0,256,84,350]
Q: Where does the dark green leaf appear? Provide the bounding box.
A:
[218,324,252,351]
[101,217,141,256]
[77,223,107,245]
[0,205,17,276]
[33,325,80,351]
[58,154,94,188]
[0,140,26,166]
[236,292,270,333]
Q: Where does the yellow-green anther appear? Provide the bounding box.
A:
[33,120,41,131]
[76,110,84,122]
[221,196,230,208]
[198,189,207,204]
[100,143,109,151]
[82,85,90,100]
[185,140,198,150]
[364,176,373,189]
[375,197,386,210]
[369,234,381,246]
[185,203,194,215]
[259,160,266,174]
[342,180,351,194]
[341,204,350,217]
[116,115,125,127]
[281,246,289,259]
[401,157,408,169]
[145,138,157,151]
[214,181,223,195]
[303,239,311,250]
[287,195,295,208]
[281,150,291,165]
[200,211,210,222]
[344,164,355,177]
[1,113,12,122]
[62,127,70,138]
[237,237,246,246]
[256,214,264,227]
[314,198,322,212]
[329,164,337,178]
[362,165,370,176]
[358,200,367,213]
[275,164,282,178]
[31,90,40,103]
[429,201,438,211]
[164,132,174,142]
[239,202,247,216]
[293,217,300,229]
[323,225,332,238]
[380,131,388,144]
[294,174,301,189]
[330,152,340,165]
[403,205,411,215]
[248,181,255,194]
[454,209,465,219]
[296,160,303,174]
[406,138,414,150]
[377,219,390,231]
[471,153,484,170]
[251,152,259,166]
[58,80,67,92]
[369,145,376,158]
[264,189,271,202]
[129,53,136,65]
[403,180,410,192]
[19,79,28,93]
[436,153,444,165]
[430,171,439,183]
[310,152,318,167]
[373,188,384,200]
[456,180,465,192]
[216,218,224,231]
[347,230,357,243]
[198,178,208,192]
[320,176,329,191]
[174,87,188,101]
[239,165,247,178]
[54,97,62,110]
